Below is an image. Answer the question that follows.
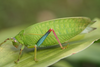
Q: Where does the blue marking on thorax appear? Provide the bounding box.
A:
[36,31,50,46]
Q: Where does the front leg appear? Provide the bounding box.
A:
[15,45,25,63]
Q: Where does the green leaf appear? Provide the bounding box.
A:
[51,60,73,67]
[67,43,100,63]
[0,18,100,67]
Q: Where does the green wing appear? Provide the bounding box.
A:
[18,17,91,47]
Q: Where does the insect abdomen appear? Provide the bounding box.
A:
[23,17,91,47]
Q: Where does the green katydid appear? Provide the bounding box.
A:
[0,17,92,63]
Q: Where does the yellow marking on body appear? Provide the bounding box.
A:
[25,33,66,36]
[26,33,54,36]
[28,33,44,35]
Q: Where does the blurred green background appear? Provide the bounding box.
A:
[0,0,100,67]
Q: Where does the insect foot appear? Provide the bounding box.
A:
[14,59,20,64]
[62,43,69,49]
[61,45,69,49]
[0,43,2,46]
[34,58,38,62]
[14,61,18,64]
[61,47,66,49]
